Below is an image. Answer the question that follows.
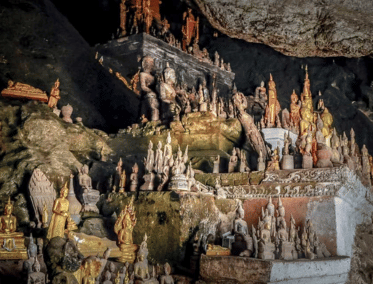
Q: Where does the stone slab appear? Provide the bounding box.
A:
[200,255,350,284]
[96,33,235,96]
[261,128,298,159]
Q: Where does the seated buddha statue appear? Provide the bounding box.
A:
[0,198,27,259]
[300,107,314,137]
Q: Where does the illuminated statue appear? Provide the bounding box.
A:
[264,74,281,127]
[321,107,333,138]
[159,63,177,121]
[181,8,199,51]
[289,90,301,133]
[119,0,129,36]
[114,196,138,263]
[46,183,76,239]
[48,79,61,108]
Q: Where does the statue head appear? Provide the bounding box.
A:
[142,56,154,73]
[164,262,171,275]
[60,182,69,198]
[4,197,13,216]
[157,141,162,149]
[291,90,298,104]
[55,78,60,88]
[163,62,176,86]
[132,163,139,173]
[82,164,89,175]
[237,204,244,219]
[260,81,265,88]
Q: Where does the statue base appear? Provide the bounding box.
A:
[302,154,313,169]
[258,242,275,260]
[117,243,138,263]
[281,155,294,170]
[168,174,189,191]
[279,241,295,260]
[0,233,27,260]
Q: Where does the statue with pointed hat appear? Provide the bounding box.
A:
[264,74,281,127]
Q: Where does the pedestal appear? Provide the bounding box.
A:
[168,174,189,191]
[0,233,27,260]
[82,190,100,213]
[281,154,294,170]
[117,244,138,263]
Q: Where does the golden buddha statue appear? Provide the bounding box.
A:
[114,196,138,263]
[321,107,333,138]
[119,170,126,193]
[301,66,313,113]
[47,182,77,240]
[289,90,301,132]
[1,80,48,102]
[47,79,61,108]
[0,197,27,259]
[300,107,315,137]
[264,74,281,127]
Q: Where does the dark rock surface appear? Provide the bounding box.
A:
[192,0,373,58]
[0,0,139,132]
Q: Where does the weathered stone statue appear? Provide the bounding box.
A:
[114,196,138,263]
[79,164,100,213]
[214,51,220,67]
[159,63,177,122]
[264,74,281,127]
[155,141,164,174]
[134,234,159,284]
[228,148,238,173]
[160,263,174,284]
[47,183,77,240]
[48,78,61,109]
[213,155,220,174]
[130,163,139,192]
[258,222,275,260]
[119,169,126,193]
[302,129,313,169]
[27,257,46,284]
[140,56,159,121]
[61,104,73,123]
[115,158,123,189]
[239,151,250,173]
[0,197,27,259]
[28,168,56,228]
[282,132,294,170]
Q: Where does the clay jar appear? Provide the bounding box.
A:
[316,143,333,168]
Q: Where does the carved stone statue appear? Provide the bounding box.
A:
[264,74,281,127]
[61,104,73,123]
[159,63,177,122]
[27,257,46,284]
[282,132,294,170]
[214,51,220,67]
[213,155,220,174]
[239,151,250,173]
[134,234,159,284]
[130,163,139,192]
[79,165,100,213]
[28,168,56,228]
[140,56,159,121]
[228,148,238,173]
[48,79,61,109]
[155,141,164,174]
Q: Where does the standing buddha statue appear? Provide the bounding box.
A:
[48,79,61,108]
[264,74,281,128]
[289,90,301,133]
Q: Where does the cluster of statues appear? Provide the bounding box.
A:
[139,56,238,124]
[227,147,250,173]
[225,197,331,261]
[139,133,195,192]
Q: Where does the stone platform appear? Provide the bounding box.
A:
[200,255,350,284]
[96,33,235,96]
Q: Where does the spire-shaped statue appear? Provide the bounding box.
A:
[264,74,281,127]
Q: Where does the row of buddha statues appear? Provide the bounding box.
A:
[219,197,331,261]
[118,1,230,71]
[139,56,238,124]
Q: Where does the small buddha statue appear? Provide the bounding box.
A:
[267,147,280,171]
[79,164,100,212]
[134,235,159,283]
[155,141,164,174]
[48,78,61,109]
[119,170,126,193]
[289,90,301,133]
[234,204,248,236]
[228,148,238,173]
[160,263,174,284]
[0,197,18,234]
[159,63,177,122]
[321,107,333,138]
[264,74,281,128]
[27,257,46,284]
[130,163,139,192]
